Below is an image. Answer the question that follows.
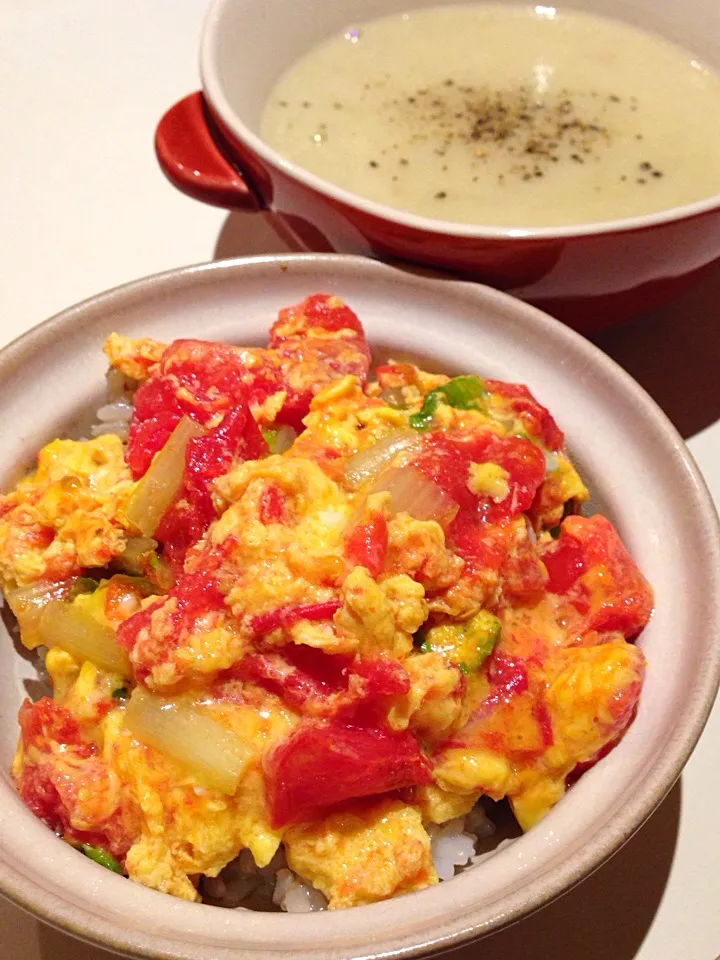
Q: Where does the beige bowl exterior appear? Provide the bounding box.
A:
[0,254,717,959]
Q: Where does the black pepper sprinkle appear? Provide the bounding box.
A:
[652,170,663,178]
[369,160,379,168]
[639,161,652,171]
[380,81,651,185]
[399,158,409,165]
[620,175,627,181]
[637,178,646,184]
[435,191,447,199]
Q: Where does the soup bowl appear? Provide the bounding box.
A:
[154,0,720,331]
[0,254,719,959]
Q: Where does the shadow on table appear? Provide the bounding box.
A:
[446,779,682,960]
[593,267,720,440]
[31,779,681,960]
[214,209,720,441]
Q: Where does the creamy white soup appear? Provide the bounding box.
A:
[260,5,720,227]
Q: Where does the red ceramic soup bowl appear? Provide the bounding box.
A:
[155,0,720,332]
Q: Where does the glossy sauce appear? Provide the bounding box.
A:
[261,5,720,227]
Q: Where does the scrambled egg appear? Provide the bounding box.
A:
[4,294,652,911]
[0,435,132,589]
[285,798,437,908]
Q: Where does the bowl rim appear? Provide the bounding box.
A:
[0,253,718,960]
[200,0,720,241]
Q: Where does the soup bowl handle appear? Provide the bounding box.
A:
[155,93,263,211]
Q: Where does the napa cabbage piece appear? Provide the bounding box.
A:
[124,689,252,795]
[124,416,205,537]
[343,430,422,488]
[38,600,131,675]
[5,579,79,650]
[372,466,458,528]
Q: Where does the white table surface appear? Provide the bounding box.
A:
[0,2,718,958]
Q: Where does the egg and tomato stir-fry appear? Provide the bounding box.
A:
[0,295,652,909]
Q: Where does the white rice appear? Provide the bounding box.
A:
[427,816,486,881]
[272,869,327,912]
[89,371,136,440]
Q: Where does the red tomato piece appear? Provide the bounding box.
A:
[234,647,351,711]
[127,339,253,480]
[233,649,408,723]
[375,363,419,391]
[18,763,67,834]
[18,756,130,857]
[259,486,286,524]
[350,656,411,696]
[334,657,411,727]
[154,402,267,572]
[498,522,548,605]
[542,535,586,595]
[272,338,371,430]
[458,432,546,524]
[16,699,132,856]
[18,697,85,753]
[270,293,365,344]
[485,379,564,451]
[412,436,477,512]
[487,652,530,698]
[115,598,162,653]
[250,600,342,637]
[344,513,388,578]
[268,295,371,428]
[540,515,654,638]
[412,433,545,557]
[116,570,224,675]
[264,721,432,827]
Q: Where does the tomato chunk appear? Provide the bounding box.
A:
[485,379,564,451]
[116,569,225,680]
[155,402,266,572]
[233,646,351,711]
[250,600,341,637]
[258,486,286,525]
[16,699,131,856]
[19,697,86,753]
[540,515,653,638]
[270,293,365,343]
[344,513,388,578]
[268,294,371,428]
[265,721,432,827]
[127,339,254,479]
